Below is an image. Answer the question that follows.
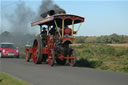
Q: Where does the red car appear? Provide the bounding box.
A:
[0,42,19,58]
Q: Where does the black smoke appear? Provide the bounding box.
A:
[39,0,66,18]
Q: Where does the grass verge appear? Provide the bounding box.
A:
[0,72,30,85]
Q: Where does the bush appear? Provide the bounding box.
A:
[122,66,128,72]
[114,47,128,57]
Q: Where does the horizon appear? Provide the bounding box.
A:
[0,30,128,37]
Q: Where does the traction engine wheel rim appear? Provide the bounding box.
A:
[48,49,55,66]
[33,43,38,63]
[25,52,28,61]
[69,50,76,66]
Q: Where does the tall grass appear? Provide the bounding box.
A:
[71,44,128,73]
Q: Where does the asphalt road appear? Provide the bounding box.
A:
[0,58,128,85]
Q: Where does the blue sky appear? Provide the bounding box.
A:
[1,0,128,36]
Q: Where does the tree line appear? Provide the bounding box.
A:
[1,31,128,44]
[75,33,128,44]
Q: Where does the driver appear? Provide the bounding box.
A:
[40,27,47,38]
[49,26,56,36]
[40,27,47,44]
[59,25,72,36]
[64,25,72,36]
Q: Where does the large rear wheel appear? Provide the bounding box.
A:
[32,36,43,64]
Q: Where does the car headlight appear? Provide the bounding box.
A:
[3,49,5,53]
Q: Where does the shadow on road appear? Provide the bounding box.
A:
[75,58,103,68]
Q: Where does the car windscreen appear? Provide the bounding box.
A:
[1,44,16,49]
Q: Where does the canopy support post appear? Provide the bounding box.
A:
[40,25,42,32]
[54,20,61,37]
[62,19,65,38]
[72,20,74,37]
[76,23,82,34]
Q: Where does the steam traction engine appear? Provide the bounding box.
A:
[25,14,84,66]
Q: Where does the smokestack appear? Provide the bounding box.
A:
[40,10,55,18]
[39,0,66,18]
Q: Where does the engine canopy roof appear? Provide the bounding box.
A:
[31,14,84,27]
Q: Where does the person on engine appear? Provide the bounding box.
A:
[40,27,47,46]
[40,27,47,39]
[64,26,72,36]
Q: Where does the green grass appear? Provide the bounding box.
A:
[71,43,128,73]
[0,72,30,85]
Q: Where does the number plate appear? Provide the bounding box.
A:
[8,54,14,56]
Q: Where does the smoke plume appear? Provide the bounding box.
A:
[7,1,35,36]
[39,0,66,18]
[6,0,66,35]
[1,0,66,46]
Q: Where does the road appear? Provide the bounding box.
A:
[0,58,128,85]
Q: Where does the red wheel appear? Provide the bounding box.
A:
[69,50,76,66]
[25,52,31,62]
[25,52,28,61]
[32,42,38,63]
[48,49,55,66]
[32,37,43,64]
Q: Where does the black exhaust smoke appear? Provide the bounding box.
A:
[39,0,66,18]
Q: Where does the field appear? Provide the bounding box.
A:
[71,43,128,73]
[108,44,128,47]
[0,72,30,85]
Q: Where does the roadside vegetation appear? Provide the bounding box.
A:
[73,33,128,73]
[71,44,128,73]
[0,72,30,85]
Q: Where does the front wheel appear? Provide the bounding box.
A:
[69,50,76,66]
[25,52,31,62]
[48,49,55,66]
[32,36,43,64]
